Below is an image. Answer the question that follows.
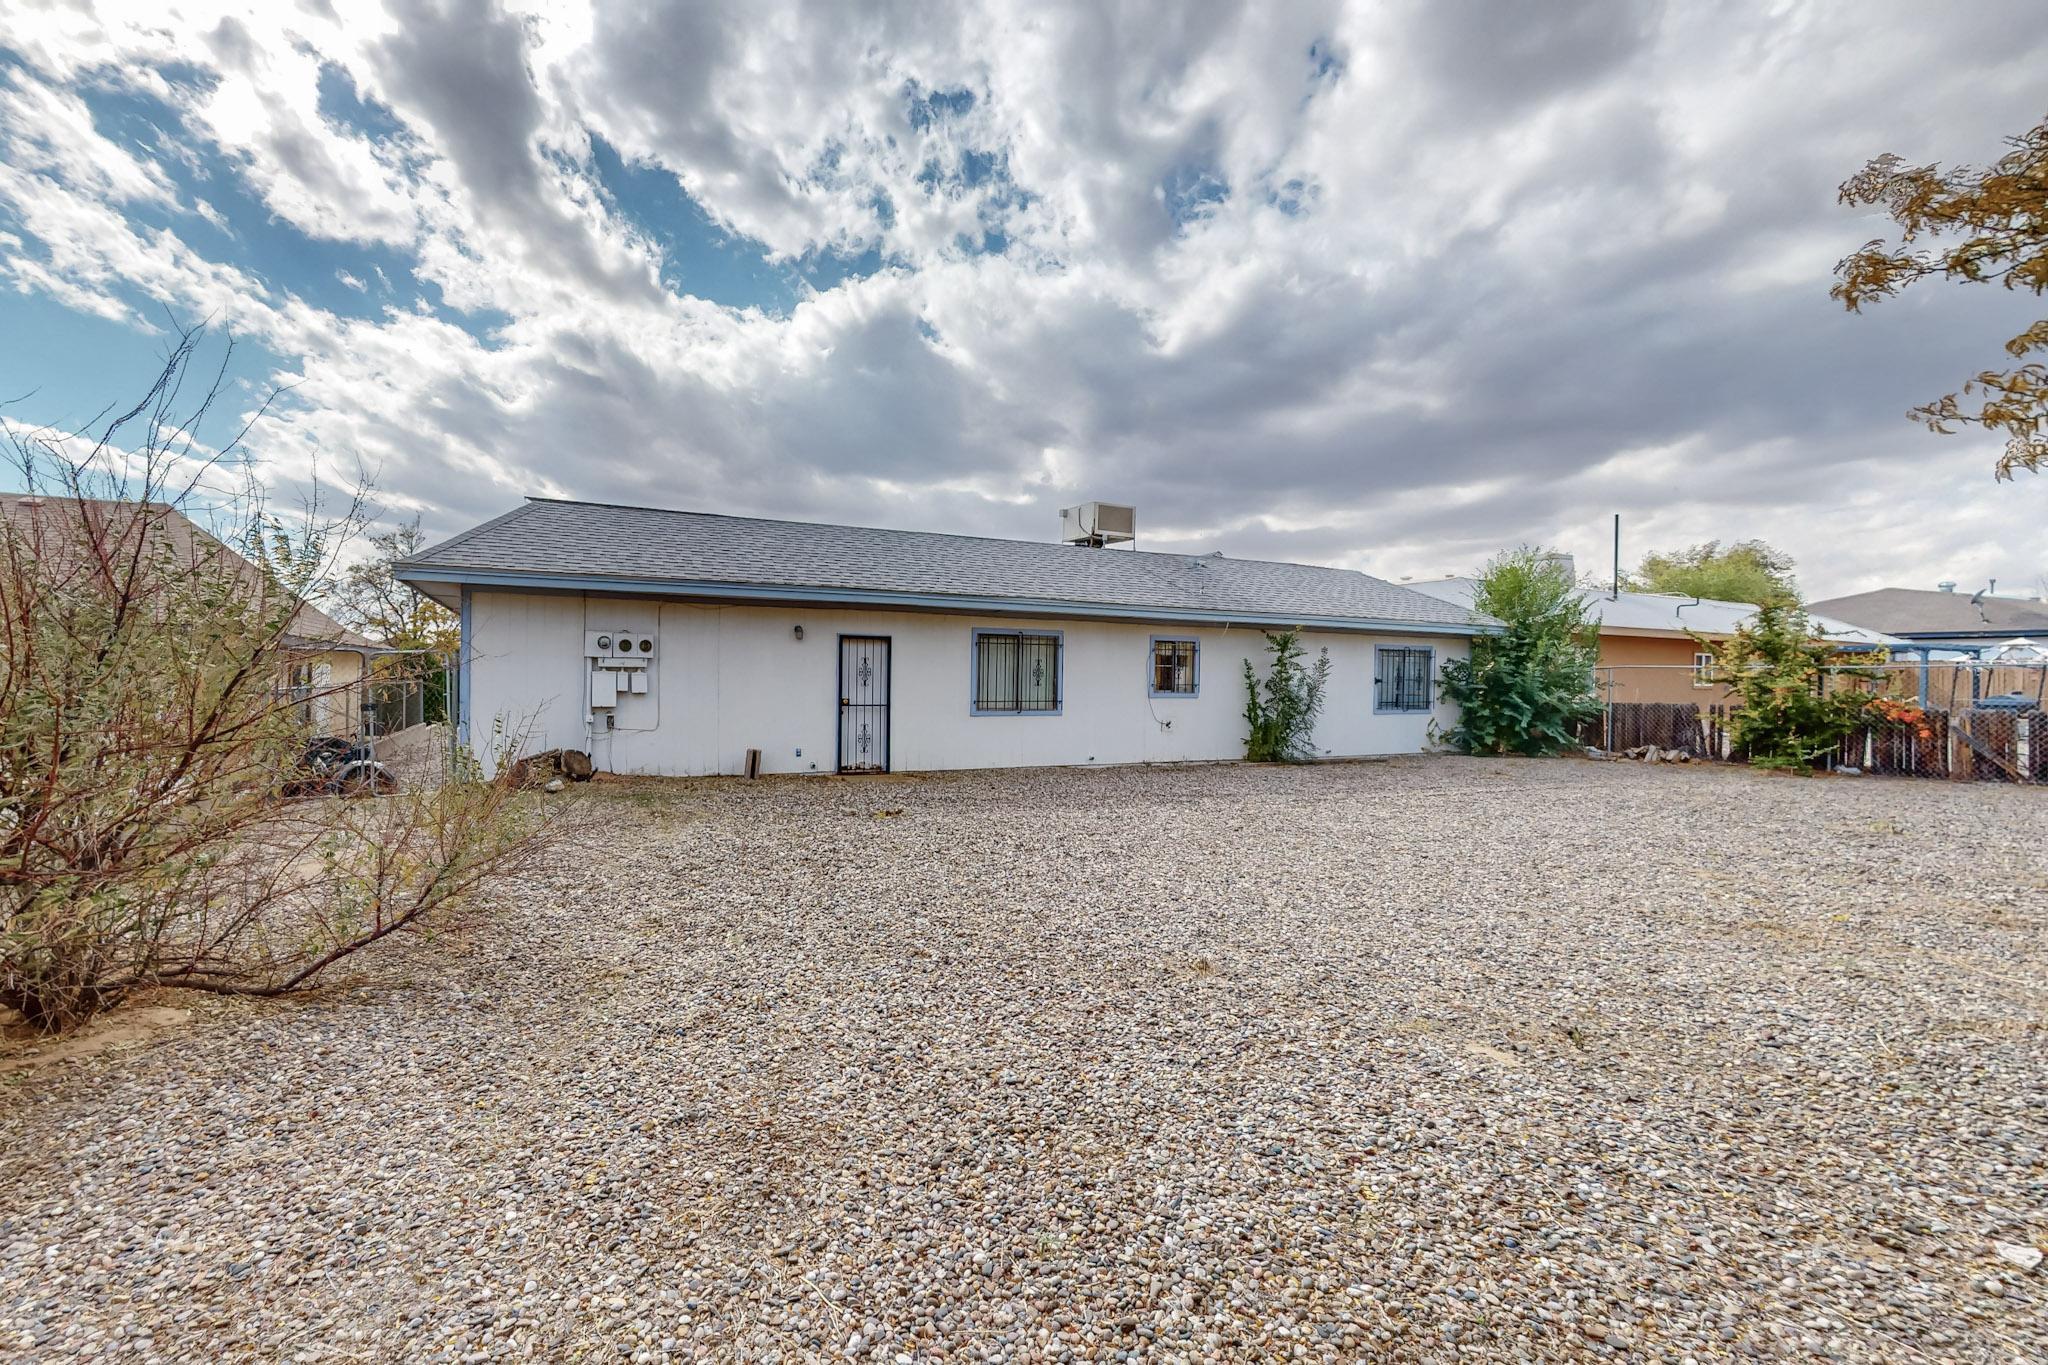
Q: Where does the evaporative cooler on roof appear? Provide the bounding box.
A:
[1060,502,1136,548]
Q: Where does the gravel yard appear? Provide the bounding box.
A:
[3,757,2045,1363]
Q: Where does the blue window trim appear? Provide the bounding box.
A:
[1373,644,1435,714]
[1147,634,1200,698]
[457,586,473,747]
[969,627,1065,716]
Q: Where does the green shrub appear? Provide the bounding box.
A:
[1242,630,1332,762]
[1435,548,1602,755]
[1708,603,1875,770]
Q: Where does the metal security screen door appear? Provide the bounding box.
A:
[838,636,891,773]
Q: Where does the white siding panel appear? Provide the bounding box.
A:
[467,590,585,761]
[465,591,1468,776]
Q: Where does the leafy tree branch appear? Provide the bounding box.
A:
[1834,114,2048,478]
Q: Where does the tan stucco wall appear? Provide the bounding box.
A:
[319,651,365,734]
[281,649,366,735]
[1597,634,1728,707]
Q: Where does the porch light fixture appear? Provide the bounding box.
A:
[793,624,804,640]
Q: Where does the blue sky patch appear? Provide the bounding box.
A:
[1308,40,1345,83]
[585,135,884,314]
[912,138,1030,258]
[73,79,431,328]
[1162,162,1230,228]
[316,63,411,147]
[906,85,976,131]
[1267,176,1317,217]
[797,242,888,294]
[0,294,290,494]
[959,149,1004,189]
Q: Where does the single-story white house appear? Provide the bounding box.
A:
[395,499,1495,776]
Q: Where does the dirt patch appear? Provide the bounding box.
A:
[0,998,193,1075]
[372,722,450,788]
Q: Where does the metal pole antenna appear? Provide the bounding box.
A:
[1611,513,1620,600]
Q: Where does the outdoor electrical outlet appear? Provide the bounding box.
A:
[795,748,802,757]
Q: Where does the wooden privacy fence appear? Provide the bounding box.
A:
[1872,661,2048,710]
[1588,701,1706,753]
[1583,700,2045,783]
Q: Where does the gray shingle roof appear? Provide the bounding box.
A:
[1808,588,2048,638]
[399,498,1491,633]
[1409,577,1907,647]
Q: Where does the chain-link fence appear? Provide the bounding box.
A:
[277,674,428,738]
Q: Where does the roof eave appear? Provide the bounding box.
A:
[283,635,393,656]
[393,564,1500,637]
[1596,624,1736,641]
[1888,628,2043,641]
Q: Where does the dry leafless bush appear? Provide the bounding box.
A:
[0,323,561,1033]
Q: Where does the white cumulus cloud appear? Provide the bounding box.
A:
[0,0,2042,597]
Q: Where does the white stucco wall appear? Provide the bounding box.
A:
[464,590,1469,776]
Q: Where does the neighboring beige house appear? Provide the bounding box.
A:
[1407,561,1901,707]
[279,597,383,737]
[0,493,383,738]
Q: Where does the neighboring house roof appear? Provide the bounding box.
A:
[1806,587,2048,641]
[284,599,381,653]
[1405,577,1905,648]
[0,493,381,652]
[396,497,1496,635]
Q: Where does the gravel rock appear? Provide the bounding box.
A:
[1994,1242,2042,1273]
[2,756,2044,1361]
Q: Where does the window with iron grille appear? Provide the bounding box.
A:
[1150,637,1198,696]
[972,630,1062,714]
[1693,651,1715,688]
[1374,645,1434,713]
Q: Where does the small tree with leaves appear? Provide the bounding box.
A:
[1834,113,2048,478]
[1436,548,1602,755]
[1708,603,1876,771]
[1631,539,1798,606]
[1242,630,1332,762]
[327,517,460,724]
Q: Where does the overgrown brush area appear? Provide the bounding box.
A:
[0,325,557,1033]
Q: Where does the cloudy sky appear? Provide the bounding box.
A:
[1,0,2044,598]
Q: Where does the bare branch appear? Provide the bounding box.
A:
[1,325,561,1034]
